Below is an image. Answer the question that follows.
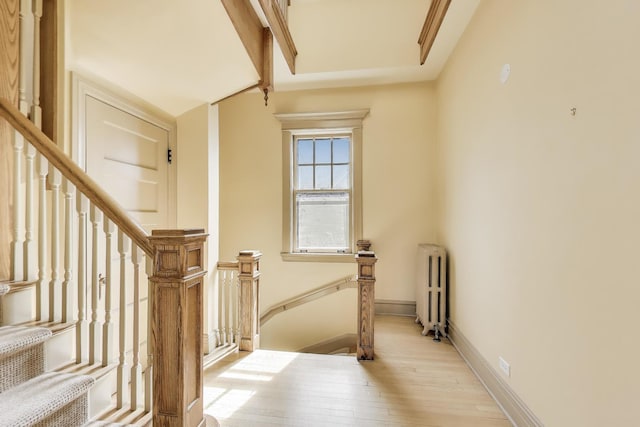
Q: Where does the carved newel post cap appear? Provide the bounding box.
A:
[356,239,371,252]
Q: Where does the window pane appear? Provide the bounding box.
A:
[297,166,314,189]
[315,165,331,189]
[333,165,350,189]
[315,138,331,163]
[297,139,313,164]
[296,192,349,250]
[333,137,350,163]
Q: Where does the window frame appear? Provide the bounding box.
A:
[276,110,368,262]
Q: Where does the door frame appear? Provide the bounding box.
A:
[71,71,177,227]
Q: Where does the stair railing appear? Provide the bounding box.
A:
[256,240,378,361]
[213,250,262,356]
[215,261,240,350]
[1,97,207,427]
[260,275,357,326]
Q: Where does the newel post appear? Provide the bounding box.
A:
[237,250,262,352]
[356,243,377,361]
[149,229,208,427]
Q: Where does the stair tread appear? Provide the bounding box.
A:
[83,421,134,427]
[18,320,75,335]
[88,406,149,427]
[0,326,51,357]
[0,279,37,293]
[0,371,95,427]
[57,360,119,380]
[0,279,36,285]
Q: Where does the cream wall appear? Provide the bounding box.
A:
[177,103,220,351]
[436,1,640,426]
[219,83,437,349]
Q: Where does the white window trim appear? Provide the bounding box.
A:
[276,110,369,262]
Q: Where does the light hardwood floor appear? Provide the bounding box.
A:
[203,315,511,426]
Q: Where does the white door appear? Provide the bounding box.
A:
[85,95,170,231]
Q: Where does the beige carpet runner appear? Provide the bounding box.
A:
[0,325,94,427]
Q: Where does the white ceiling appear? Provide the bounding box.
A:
[68,0,480,117]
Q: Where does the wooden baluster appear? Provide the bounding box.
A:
[149,229,207,427]
[355,250,377,361]
[23,144,36,280]
[88,205,102,365]
[214,269,225,347]
[117,230,130,408]
[102,219,115,366]
[226,270,233,344]
[237,251,262,352]
[36,153,48,321]
[227,270,233,344]
[18,0,29,116]
[30,0,43,129]
[219,270,226,346]
[48,168,61,322]
[76,194,89,363]
[227,271,234,344]
[215,272,221,347]
[11,132,23,281]
[13,0,37,283]
[144,257,153,413]
[12,0,30,281]
[130,245,143,410]
[233,270,240,344]
[61,179,75,323]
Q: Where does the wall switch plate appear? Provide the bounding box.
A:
[499,356,511,377]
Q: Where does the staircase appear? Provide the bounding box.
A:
[0,284,94,427]
[0,284,141,427]
[0,93,211,425]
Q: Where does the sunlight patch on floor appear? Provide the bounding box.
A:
[230,350,300,373]
[204,388,256,420]
[218,371,273,382]
[202,316,512,426]
[203,350,300,421]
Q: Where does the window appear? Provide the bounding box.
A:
[294,134,351,252]
[276,110,368,262]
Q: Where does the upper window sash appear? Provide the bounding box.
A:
[293,134,352,191]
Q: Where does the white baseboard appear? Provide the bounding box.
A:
[447,319,544,427]
[374,299,416,317]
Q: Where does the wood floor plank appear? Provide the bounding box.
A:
[203,315,511,426]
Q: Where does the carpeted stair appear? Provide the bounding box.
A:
[0,325,95,427]
[82,421,132,427]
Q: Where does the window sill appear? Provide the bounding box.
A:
[280,252,357,263]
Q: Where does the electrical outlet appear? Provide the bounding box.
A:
[498,356,511,377]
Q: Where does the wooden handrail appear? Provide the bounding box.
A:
[260,275,357,326]
[0,97,153,256]
[217,260,239,270]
